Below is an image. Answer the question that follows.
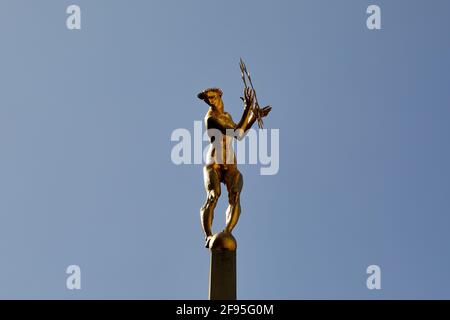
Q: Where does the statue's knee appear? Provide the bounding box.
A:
[207,190,220,205]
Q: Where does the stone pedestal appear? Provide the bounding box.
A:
[208,232,237,300]
[209,250,236,300]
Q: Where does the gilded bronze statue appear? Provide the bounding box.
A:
[197,59,271,250]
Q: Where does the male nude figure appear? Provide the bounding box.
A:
[197,87,271,248]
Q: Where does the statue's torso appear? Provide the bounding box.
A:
[205,111,237,166]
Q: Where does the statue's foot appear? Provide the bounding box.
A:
[205,235,213,248]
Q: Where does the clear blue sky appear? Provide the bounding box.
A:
[0,0,450,299]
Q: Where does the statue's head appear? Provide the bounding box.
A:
[197,88,223,108]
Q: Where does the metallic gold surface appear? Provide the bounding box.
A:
[209,231,237,251]
[198,65,271,250]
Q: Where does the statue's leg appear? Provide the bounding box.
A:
[224,168,243,234]
[200,165,221,246]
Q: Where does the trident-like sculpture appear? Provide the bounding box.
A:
[239,58,265,129]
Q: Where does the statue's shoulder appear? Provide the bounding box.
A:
[205,110,217,121]
[224,112,233,120]
[205,109,213,117]
[204,110,233,127]
[204,110,215,126]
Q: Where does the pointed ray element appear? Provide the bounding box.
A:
[239,58,264,129]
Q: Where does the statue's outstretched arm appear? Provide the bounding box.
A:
[234,88,257,140]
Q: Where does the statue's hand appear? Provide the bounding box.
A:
[240,88,255,110]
